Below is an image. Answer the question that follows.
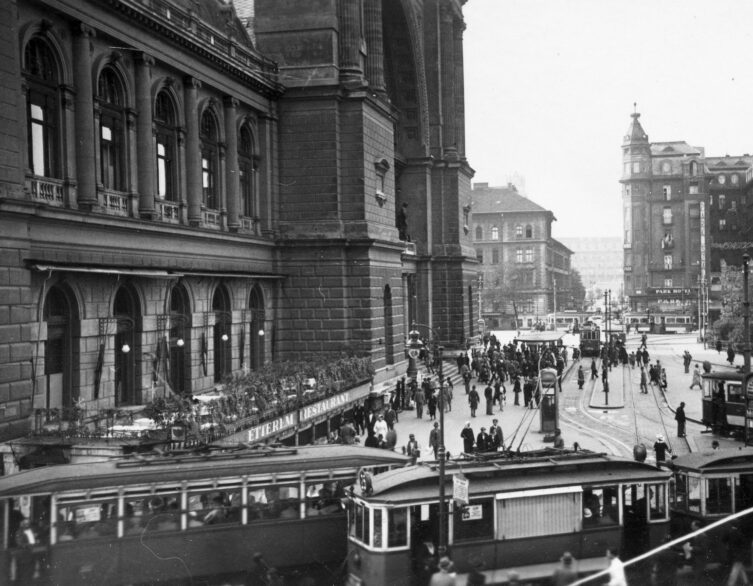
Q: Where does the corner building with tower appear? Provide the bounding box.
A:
[0,0,478,451]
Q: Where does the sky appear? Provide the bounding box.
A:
[463,0,753,238]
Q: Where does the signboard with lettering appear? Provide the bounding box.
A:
[647,288,692,296]
[247,412,298,443]
[299,391,352,423]
[453,474,469,505]
[461,505,483,521]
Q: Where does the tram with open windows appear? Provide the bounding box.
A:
[700,371,747,438]
[345,448,670,585]
[0,444,408,585]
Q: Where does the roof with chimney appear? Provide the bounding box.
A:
[471,183,552,216]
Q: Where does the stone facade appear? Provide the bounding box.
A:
[0,0,477,447]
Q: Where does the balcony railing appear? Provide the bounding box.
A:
[102,189,129,216]
[28,176,64,206]
[203,209,221,228]
[240,216,259,235]
[159,200,181,223]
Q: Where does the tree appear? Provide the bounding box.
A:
[569,269,586,310]
[481,266,534,329]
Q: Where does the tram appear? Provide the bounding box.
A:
[625,312,694,334]
[700,371,746,437]
[0,444,409,585]
[345,448,670,585]
[669,448,753,564]
[579,322,601,357]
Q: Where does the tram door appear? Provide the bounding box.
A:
[409,503,446,583]
[622,484,649,559]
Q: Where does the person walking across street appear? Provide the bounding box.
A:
[428,422,440,460]
[675,402,687,438]
[690,364,703,390]
[591,359,598,380]
[683,350,693,374]
[577,366,585,390]
[469,385,480,417]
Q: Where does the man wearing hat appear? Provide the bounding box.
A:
[429,556,455,586]
[551,551,577,585]
[653,434,671,467]
[405,434,420,459]
[476,427,490,452]
[675,402,687,438]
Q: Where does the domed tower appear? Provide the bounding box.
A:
[621,107,652,308]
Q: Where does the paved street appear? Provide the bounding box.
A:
[388,330,746,464]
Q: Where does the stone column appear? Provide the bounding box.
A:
[364,0,385,94]
[453,19,466,157]
[224,97,239,231]
[72,23,97,208]
[184,76,202,225]
[136,53,156,219]
[337,0,363,85]
[440,7,457,158]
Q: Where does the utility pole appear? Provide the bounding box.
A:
[552,275,557,329]
[744,254,751,374]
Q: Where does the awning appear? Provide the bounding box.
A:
[31,264,177,278]
[30,264,285,280]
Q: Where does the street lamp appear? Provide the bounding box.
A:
[409,322,447,557]
[406,328,422,381]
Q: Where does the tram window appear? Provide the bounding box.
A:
[496,492,581,540]
[57,498,119,540]
[387,507,408,548]
[673,474,688,511]
[728,384,743,404]
[373,508,383,548]
[648,484,667,521]
[122,490,182,534]
[583,487,618,526]
[186,489,241,527]
[705,478,732,515]
[247,484,300,521]
[10,495,51,545]
[687,475,701,513]
[735,474,753,512]
[702,380,714,399]
[349,501,370,544]
[454,498,494,542]
[305,480,345,517]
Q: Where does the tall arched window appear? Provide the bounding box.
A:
[113,286,140,406]
[525,224,533,238]
[248,287,265,370]
[200,110,219,210]
[383,285,394,365]
[239,125,256,219]
[213,285,232,382]
[475,226,483,240]
[169,284,191,394]
[24,37,61,179]
[155,91,178,202]
[97,67,127,191]
[690,160,698,176]
[44,286,74,411]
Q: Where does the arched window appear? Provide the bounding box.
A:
[239,125,256,218]
[24,37,61,179]
[213,285,232,383]
[384,285,394,365]
[44,286,74,410]
[491,226,499,240]
[200,110,220,210]
[525,224,533,238]
[690,160,698,176]
[169,284,191,394]
[113,286,140,406]
[155,91,178,202]
[248,287,265,370]
[97,67,127,191]
[475,225,483,240]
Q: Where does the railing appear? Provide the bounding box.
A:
[240,216,259,234]
[28,176,64,206]
[159,200,181,223]
[203,209,221,228]
[102,189,129,216]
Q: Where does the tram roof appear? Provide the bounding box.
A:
[513,332,565,344]
[0,444,409,497]
[669,447,753,473]
[701,370,744,381]
[354,449,669,502]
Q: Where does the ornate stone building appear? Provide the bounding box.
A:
[471,183,573,329]
[621,111,706,317]
[0,0,477,447]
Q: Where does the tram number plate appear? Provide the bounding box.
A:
[461,505,483,521]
